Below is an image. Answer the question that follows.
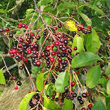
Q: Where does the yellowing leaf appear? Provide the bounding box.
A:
[64,20,77,31]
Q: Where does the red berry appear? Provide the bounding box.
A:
[25,25,28,29]
[73,46,77,50]
[46,46,51,51]
[71,81,75,87]
[14,86,18,90]
[12,76,16,80]
[106,76,109,79]
[86,92,90,97]
[78,27,82,31]
[30,33,34,37]
[9,50,13,54]
[88,104,93,109]
[18,43,22,47]
[53,27,57,31]
[51,43,54,48]
[76,71,79,75]
[81,107,86,110]
[5,27,9,31]
[50,58,55,62]
[10,53,14,57]
[18,22,22,26]
[12,49,17,54]
[51,51,56,56]
[18,25,22,28]
[27,50,32,54]
[36,60,41,66]
[80,24,84,29]
[55,41,60,46]
[87,26,91,30]
[23,58,28,62]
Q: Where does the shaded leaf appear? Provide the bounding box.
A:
[92,100,106,110]
[0,69,6,85]
[72,52,102,68]
[55,71,69,93]
[19,92,36,110]
[86,65,101,88]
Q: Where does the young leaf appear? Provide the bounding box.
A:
[107,80,110,95]
[72,35,84,54]
[72,52,102,68]
[36,73,44,92]
[84,29,100,53]
[19,92,36,110]
[0,69,6,85]
[92,100,106,110]
[55,71,69,93]
[86,65,101,88]
[63,98,73,110]
[44,96,60,110]
[79,13,92,26]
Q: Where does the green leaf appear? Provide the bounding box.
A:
[43,15,52,25]
[107,103,110,110]
[99,77,108,88]
[92,100,106,110]
[107,80,110,95]
[63,98,73,110]
[57,2,75,13]
[72,35,84,54]
[0,9,5,13]
[36,73,44,92]
[19,92,36,110]
[26,9,34,15]
[86,65,101,88]
[105,63,110,75]
[55,71,69,93]
[44,96,60,110]
[91,0,99,7]
[43,107,52,110]
[79,13,92,26]
[43,6,56,15]
[87,4,104,16]
[72,52,102,68]
[40,0,53,5]
[0,69,6,85]
[84,29,100,53]
[45,84,56,98]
